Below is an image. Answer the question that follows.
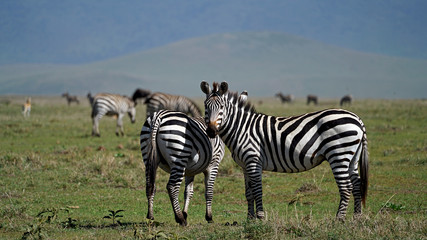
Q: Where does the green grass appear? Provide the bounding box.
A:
[0,96,426,239]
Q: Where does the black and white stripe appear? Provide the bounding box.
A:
[144,92,202,118]
[91,93,136,137]
[140,110,225,226]
[201,81,369,220]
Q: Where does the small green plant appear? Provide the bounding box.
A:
[103,209,124,225]
[114,153,125,157]
[133,219,185,240]
[288,193,305,205]
[61,217,77,228]
[384,202,406,211]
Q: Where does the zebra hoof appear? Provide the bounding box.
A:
[256,211,265,220]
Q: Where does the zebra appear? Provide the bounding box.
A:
[200,81,369,220]
[340,95,353,106]
[62,92,80,106]
[307,94,318,105]
[275,92,294,104]
[133,90,202,118]
[140,109,225,226]
[91,93,136,137]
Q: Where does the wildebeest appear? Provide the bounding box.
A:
[307,94,318,105]
[340,95,353,106]
[62,92,80,106]
[275,92,294,103]
[132,88,151,104]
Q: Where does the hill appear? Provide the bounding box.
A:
[1,32,426,98]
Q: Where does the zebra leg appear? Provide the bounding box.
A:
[92,115,101,137]
[183,176,194,219]
[351,173,362,216]
[249,167,265,220]
[116,114,124,136]
[166,168,187,226]
[145,162,158,220]
[332,167,353,220]
[243,169,256,219]
[203,166,219,223]
[349,147,363,216]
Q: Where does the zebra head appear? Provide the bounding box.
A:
[201,81,228,138]
[201,81,249,138]
[128,104,136,123]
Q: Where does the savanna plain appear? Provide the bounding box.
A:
[0,95,426,239]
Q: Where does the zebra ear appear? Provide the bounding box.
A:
[239,90,248,103]
[219,82,228,95]
[200,81,211,95]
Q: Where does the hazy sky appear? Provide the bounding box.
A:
[1,0,426,64]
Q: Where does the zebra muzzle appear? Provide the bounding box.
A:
[206,123,218,138]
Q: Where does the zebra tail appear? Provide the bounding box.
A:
[147,112,161,185]
[360,136,369,207]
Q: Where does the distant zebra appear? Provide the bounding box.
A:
[201,81,369,220]
[87,92,94,106]
[22,97,31,117]
[307,94,318,105]
[275,92,294,103]
[62,92,80,106]
[132,90,202,118]
[91,93,136,137]
[340,95,353,106]
[140,110,225,226]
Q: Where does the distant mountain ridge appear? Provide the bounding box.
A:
[1,32,426,99]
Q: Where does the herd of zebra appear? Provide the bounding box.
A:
[61,83,368,226]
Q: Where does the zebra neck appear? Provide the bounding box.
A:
[219,105,256,148]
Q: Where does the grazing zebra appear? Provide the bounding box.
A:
[140,110,225,226]
[307,94,318,105]
[22,97,31,117]
[87,92,94,106]
[91,93,136,137]
[134,91,202,118]
[200,81,369,220]
[62,92,80,106]
[275,92,294,103]
[340,95,353,106]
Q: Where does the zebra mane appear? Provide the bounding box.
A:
[226,91,256,113]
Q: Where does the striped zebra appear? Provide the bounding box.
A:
[140,110,225,226]
[91,93,136,137]
[200,81,369,220]
[136,92,202,118]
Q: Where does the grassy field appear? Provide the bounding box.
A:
[0,96,426,239]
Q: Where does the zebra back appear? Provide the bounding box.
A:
[145,92,202,117]
[92,93,135,118]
